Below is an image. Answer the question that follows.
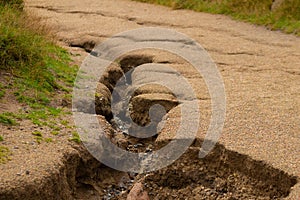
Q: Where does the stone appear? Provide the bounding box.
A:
[127,182,150,200]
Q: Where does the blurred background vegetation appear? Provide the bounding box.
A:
[133,0,300,36]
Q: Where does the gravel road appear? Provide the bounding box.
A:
[24,0,300,198]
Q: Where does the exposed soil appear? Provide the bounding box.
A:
[73,52,298,200]
[0,0,299,199]
[141,145,297,200]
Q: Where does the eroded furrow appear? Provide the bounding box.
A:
[72,50,298,199]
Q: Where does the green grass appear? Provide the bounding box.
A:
[26,107,62,126]
[44,138,53,143]
[0,106,63,126]
[0,91,4,99]
[0,1,80,152]
[35,136,43,144]
[0,0,24,10]
[60,120,69,126]
[0,135,3,142]
[0,113,18,125]
[32,131,43,137]
[0,83,5,99]
[32,131,53,143]
[133,0,300,36]
[69,131,81,143]
[0,2,77,99]
[51,130,60,136]
[0,1,78,129]
[0,146,10,164]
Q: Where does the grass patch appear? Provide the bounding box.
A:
[0,113,18,125]
[44,138,53,143]
[51,131,60,136]
[26,107,62,126]
[0,83,5,99]
[32,131,53,144]
[32,131,42,137]
[0,1,78,128]
[0,146,10,164]
[0,2,78,106]
[0,106,63,126]
[133,0,300,36]
[32,131,44,144]
[0,135,3,142]
[69,131,81,143]
[0,90,4,99]
[35,136,43,144]
[61,120,69,126]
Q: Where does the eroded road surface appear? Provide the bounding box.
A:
[22,0,300,199]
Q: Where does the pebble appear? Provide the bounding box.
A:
[127,182,150,200]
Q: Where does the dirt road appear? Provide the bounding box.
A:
[24,0,300,198]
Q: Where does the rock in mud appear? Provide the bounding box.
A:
[127,182,150,200]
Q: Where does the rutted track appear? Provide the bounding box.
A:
[73,52,298,199]
[1,0,298,199]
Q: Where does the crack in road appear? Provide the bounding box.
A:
[29,5,295,51]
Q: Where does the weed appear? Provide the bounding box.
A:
[0,135,3,141]
[26,110,48,126]
[0,90,4,99]
[61,120,69,126]
[0,83,5,99]
[51,131,60,136]
[0,2,78,112]
[0,146,10,164]
[0,0,24,10]
[69,131,81,143]
[0,1,78,149]
[44,138,53,143]
[32,131,54,143]
[0,113,18,125]
[35,136,43,144]
[48,123,61,131]
[53,126,62,131]
[32,131,43,143]
[0,106,62,127]
[48,107,62,116]
[32,131,42,137]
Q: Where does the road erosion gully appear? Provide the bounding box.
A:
[3,0,298,199]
